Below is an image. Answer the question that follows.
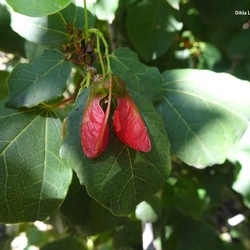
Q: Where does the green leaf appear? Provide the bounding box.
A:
[111,47,162,103]
[173,177,204,217]
[10,3,95,47]
[61,89,171,216]
[113,219,142,249]
[227,31,250,60]
[196,162,236,206]
[0,71,9,99]
[94,0,119,22]
[171,218,224,249]
[0,4,25,55]
[61,177,122,236]
[126,0,182,61]
[166,0,181,10]
[157,69,250,168]
[135,196,162,222]
[0,101,72,223]
[229,122,250,207]
[24,41,45,60]
[26,225,50,246]
[41,236,86,250]
[192,0,248,31]
[197,43,222,69]
[7,49,71,108]
[6,0,71,17]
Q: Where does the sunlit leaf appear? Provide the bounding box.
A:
[157,69,250,168]
[166,0,181,10]
[7,49,71,108]
[61,89,171,216]
[6,0,71,17]
[0,101,72,223]
[94,0,119,22]
[135,197,162,222]
[10,3,95,47]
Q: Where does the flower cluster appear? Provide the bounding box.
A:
[81,75,151,158]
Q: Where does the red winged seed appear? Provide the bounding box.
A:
[81,97,109,158]
[113,96,151,152]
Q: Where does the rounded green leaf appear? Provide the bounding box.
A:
[0,101,72,223]
[7,49,71,108]
[157,69,250,168]
[6,0,71,17]
[61,89,171,216]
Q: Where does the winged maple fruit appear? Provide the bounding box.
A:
[81,74,151,158]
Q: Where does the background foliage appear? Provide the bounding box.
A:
[0,0,250,249]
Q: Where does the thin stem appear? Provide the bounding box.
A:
[104,72,113,124]
[96,30,112,74]
[96,35,106,75]
[78,70,91,93]
[85,70,92,88]
[83,0,88,34]
[88,28,112,75]
[80,75,87,90]
[54,95,77,107]
[58,12,67,26]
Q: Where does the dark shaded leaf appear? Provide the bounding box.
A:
[126,0,182,61]
[0,71,9,99]
[0,5,25,55]
[41,236,86,250]
[170,218,224,250]
[61,176,122,236]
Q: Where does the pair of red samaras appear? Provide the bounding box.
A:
[81,76,151,158]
